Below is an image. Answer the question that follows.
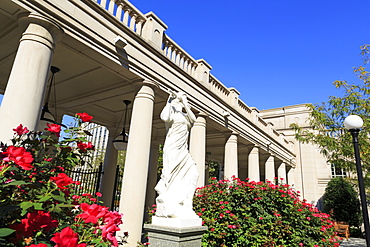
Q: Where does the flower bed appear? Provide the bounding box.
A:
[193,177,341,247]
[0,113,124,247]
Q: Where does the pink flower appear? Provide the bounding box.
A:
[76,112,93,122]
[4,146,34,170]
[45,123,61,136]
[13,124,29,135]
[77,203,108,224]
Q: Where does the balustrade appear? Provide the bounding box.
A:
[209,74,230,99]
[95,0,147,35]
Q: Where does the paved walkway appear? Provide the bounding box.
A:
[340,238,366,247]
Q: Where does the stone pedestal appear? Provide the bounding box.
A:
[144,224,207,247]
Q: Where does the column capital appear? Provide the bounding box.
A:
[196,111,209,118]
[247,143,259,149]
[18,13,64,46]
[224,130,239,138]
[132,79,159,92]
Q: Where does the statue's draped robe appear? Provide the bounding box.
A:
[155,104,199,218]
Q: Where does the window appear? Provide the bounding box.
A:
[331,164,347,178]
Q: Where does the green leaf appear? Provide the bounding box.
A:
[20,201,33,215]
[0,228,15,237]
[39,195,52,202]
[51,195,66,202]
[3,180,30,187]
[33,203,44,210]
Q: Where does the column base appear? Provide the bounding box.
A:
[144,224,207,247]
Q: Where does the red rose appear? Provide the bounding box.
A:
[51,227,86,247]
[50,173,75,190]
[45,123,61,136]
[76,112,93,122]
[10,211,58,241]
[13,124,29,135]
[4,146,34,170]
[29,244,48,247]
[77,142,94,152]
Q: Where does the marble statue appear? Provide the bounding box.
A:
[154,90,199,219]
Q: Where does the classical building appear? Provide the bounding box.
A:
[260,104,331,206]
[0,0,331,245]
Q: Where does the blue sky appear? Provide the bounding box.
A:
[1,0,369,110]
[129,0,370,110]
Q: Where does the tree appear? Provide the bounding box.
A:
[323,177,361,227]
[291,45,370,176]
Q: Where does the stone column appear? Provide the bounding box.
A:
[119,80,158,246]
[189,112,207,187]
[277,162,287,184]
[144,139,159,222]
[248,145,260,182]
[0,13,63,142]
[287,167,295,187]
[223,131,238,179]
[265,155,275,182]
[100,128,119,209]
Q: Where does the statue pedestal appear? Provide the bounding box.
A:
[144,223,207,247]
[152,215,202,228]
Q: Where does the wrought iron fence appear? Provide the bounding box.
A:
[111,165,124,211]
[66,163,103,196]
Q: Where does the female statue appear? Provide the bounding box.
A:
[154,90,199,218]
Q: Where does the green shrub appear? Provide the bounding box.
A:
[193,177,340,247]
[323,177,361,227]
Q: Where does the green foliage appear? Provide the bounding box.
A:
[290,46,370,175]
[207,160,220,180]
[193,177,340,247]
[323,177,361,227]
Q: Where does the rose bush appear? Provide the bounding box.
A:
[0,113,123,247]
[193,177,341,247]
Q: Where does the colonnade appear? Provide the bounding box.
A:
[103,85,294,245]
[0,13,295,247]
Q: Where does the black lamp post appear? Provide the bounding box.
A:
[344,114,370,246]
[112,100,131,151]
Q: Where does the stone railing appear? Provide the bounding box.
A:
[209,74,230,100]
[237,99,252,114]
[95,0,147,35]
[91,0,292,150]
[163,35,198,76]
